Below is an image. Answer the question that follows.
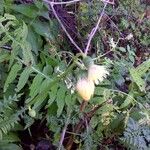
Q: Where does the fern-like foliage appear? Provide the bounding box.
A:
[0,13,34,67]
[0,94,25,139]
[121,118,150,150]
[0,13,35,94]
[0,109,24,139]
[1,14,77,117]
[130,59,150,92]
[0,131,22,150]
[0,94,20,112]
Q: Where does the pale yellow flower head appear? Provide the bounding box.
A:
[76,77,95,101]
[88,64,109,85]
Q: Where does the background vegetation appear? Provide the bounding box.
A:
[0,0,150,149]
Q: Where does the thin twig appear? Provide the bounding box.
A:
[93,37,121,60]
[43,0,80,5]
[84,2,108,55]
[44,0,109,55]
[58,110,71,150]
[44,1,83,54]
[104,13,123,36]
[101,0,114,5]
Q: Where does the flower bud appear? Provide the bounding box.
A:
[28,106,36,118]
[76,77,95,101]
[88,64,109,85]
[83,56,94,68]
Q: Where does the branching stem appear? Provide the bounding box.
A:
[84,2,107,55]
[45,1,83,54]
[44,0,109,55]
[58,110,71,150]
[43,0,80,5]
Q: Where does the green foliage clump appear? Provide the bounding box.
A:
[121,118,150,150]
[0,0,150,149]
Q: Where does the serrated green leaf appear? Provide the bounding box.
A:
[29,74,44,98]
[27,26,42,55]
[39,79,51,93]
[16,67,32,92]
[65,93,72,107]
[47,84,59,107]
[135,59,150,76]
[130,59,150,92]
[2,132,20,143]
[0,53,10,63]
[4,63,22,92]
[9,43,20,69]
[130,71,145,92]
[120,93,133,109]
[21,41,34,65]
[26,80,51,106]
[22,22,28,40]
[32,92,48,109]
[56,87,66,117]
[26,78,52,106]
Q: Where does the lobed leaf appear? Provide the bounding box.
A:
[16,67,32,92]
[4,63,22,92]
